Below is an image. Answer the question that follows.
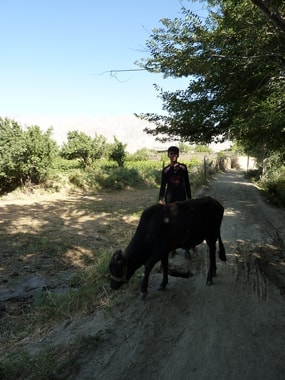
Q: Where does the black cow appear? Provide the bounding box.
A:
[109,196,226,297]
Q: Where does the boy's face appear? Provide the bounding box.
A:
[168,150,178,162]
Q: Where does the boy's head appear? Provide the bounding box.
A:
[167,146,179,158]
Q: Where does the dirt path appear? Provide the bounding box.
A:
[1,170,285,379]
[81,170,285,380]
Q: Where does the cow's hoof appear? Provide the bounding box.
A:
[157,284,166,291]
[140,291,147,299]
[206,280,213,286]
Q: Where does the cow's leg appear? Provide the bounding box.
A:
[206,241,217,286]
[158,256,168,290]
[140,257,160,297]
[218,235,226,261]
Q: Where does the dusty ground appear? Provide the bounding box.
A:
[1,170,285,379]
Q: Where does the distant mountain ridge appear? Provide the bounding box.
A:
[10,113,230,152]
[13,114,168,153]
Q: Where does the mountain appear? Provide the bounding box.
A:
[10,113,231,152]
[14,114,171,153]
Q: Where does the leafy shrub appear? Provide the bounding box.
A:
[68,170,88,189]
[127,148,157,161]
[257,153,285,207]
[263,178,285,207]
[125,161,162,186]
[108,137,127,167]
[96,167,143,190]
[0,118,58,193]
[53,157,81,171]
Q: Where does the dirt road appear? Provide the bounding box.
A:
[27,169,283,380]
[2,170,285,379]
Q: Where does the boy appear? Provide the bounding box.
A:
[158,146,192,259]
[159,146,191,204]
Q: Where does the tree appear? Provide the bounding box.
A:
[61,131,107,167]
[90,134,108,161]
[23,125,58,183]
[0,118,25,190]
[0,117,57,191]
[109,137,127,167]
[250,0,285,34]
[136,0,285,155]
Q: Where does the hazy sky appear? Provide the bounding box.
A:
[0,1,210,150]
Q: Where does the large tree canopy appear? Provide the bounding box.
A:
[136,0,285,154]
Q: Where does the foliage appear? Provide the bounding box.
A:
[262,177,285,207]
[0,117,58,192]
[136,0,285,155]
[125,160,162,186]
[23,125,58,181]
[108,136,127,167]
[60,130,107,168]
[67,165,144,192]
[53,156,81,171]
[68,169,88,189]
[194,145,213,153]
[1,115,282,206]
[98,167,143,190]
[128,147,157,161]
[258,152,285,204]
[55,157,212,192]
[250,0,285,34]
[244,150,285,206]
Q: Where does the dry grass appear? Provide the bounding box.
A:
[0,187,157,355]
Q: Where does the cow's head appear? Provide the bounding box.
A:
[109,249,128,289]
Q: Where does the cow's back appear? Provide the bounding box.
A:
[173,197,224,223]
[167,197,224,248]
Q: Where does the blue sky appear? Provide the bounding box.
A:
[0,0,210,150]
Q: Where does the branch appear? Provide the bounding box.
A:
[250,0,285,34]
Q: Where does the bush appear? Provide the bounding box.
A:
[0,118,58,193]
[53,157,81,171]
[125,161,162,186]
[64,157,219,193]
[68,170,88,189]
[257,152,285,207]
[108,137,127,167]
[95,167,143,190]
[263,178,285,207]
